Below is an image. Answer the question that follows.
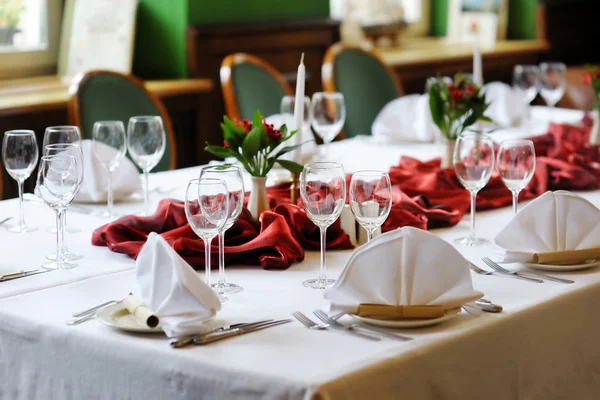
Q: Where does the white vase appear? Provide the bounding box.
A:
[440,138,456,169]
[247,176,270,221]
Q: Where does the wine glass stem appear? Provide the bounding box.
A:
[319,226,327,282]
[143,169,150,214]
[55,208,65,266]
[17,179,25,229]
[512,191,519,215]
[107,169,114,219]
[469,191,477,241]
[367,229,373,242]
[204,237,211,286]
[60,212,69,254]
[218,231,226,287]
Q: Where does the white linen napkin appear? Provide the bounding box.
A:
[495,191,600,263]
[371,94,438,142]
[75,140,142,203]
[265,114,317,165]
[136,232,221,337]
[482,82,527,128]
[324,227,482,316]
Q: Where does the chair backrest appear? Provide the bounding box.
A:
[221,53,293,120]
[323,43,404,139]
[68,70,177,172]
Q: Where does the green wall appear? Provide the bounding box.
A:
[431,0,538,39]
[188,1,330,24]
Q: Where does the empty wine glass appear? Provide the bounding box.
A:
[281,95,311,126]
[2,130,39,233]
[513,65,540,126]
[44,143,84,261]
[539,62,566,121]
[184,178,229,301]
[92,121,127,220]
[310,92,345,161]
[37,155,80,270]
[453,133,495,246]
[127,116,166,215]
[497,140,536,215]
[350,170,392,242]
[43,126,82,235]
[199,165,245,295]
[300,162,346,289]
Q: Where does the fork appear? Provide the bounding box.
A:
[71,293,131,318]
[482,257,573,284]
[292,311,329,330]
[481,258,543,283]
[314,310,412,341]
[469,263,493,276]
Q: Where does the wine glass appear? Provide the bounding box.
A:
[497,140,536,215]
[453,133,495,246]
[44,143,84,261]
[281,95,311,127]
[127,116,166,215]
[310,92,345,161]
[539,62,566,121]
[43,126,82,235]
[2,130,39,233]
[199,165,245,295]
[184,178,229,301]
[513,65,540,126]
[349,170,392,242]
[300,162,346,289]
[92,121,127,220]
[37,155,80,270]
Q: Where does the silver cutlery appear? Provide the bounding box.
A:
[474,300,503,313]
[71,294,131,318]
[314,309,412,342]
[172,319,292,347]
[293,311,329,330]
[0,217,12,226]
[298,311,380,341]
[482,257,574,284]
[475,259,543,283]
[169,320,272,348]
[0,269,51,282]
[482,258,545,283]
[24,193,94,215]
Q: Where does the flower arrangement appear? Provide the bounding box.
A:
[205,110,305,177]
[582,65,600,110]
[428,73,491,140]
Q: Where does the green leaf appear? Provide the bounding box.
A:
[276,159,304,173]
[205,144,236,159]
[462,110,479,129]
[252,109,263,130]
[223,116,246,142]
[220,123,239,149]
[428,85,445,131]
[242,126,263,159]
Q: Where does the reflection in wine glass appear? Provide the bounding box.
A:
[497,140,536,215]
[310,92,345,161]
[539,62,566,122]
[513,65,540,126]
[349,170,392,242]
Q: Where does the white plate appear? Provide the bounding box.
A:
[523,259,600,272]
[96,303,163,333]
[350,308,461,329]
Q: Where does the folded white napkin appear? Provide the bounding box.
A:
[495,191,600,263]
[371,94,438,142]
[265,114,317,165]
[483,82,527,128]
[324,227,483,316]
[136,232,221,337]
[75,140,142,203]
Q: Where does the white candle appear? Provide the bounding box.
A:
[292,53,305,162]
[473,44,483,86]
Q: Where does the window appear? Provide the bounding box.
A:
[0,0,61,79]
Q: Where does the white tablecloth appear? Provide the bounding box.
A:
[2,107,600,399]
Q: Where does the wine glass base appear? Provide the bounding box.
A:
[216,292,228,302]
[211,282,243,294]
[303,278,336,289]
[95,210,122,220]
[46,252,84,261]
[43,260,77,270]
[454,236,491,247]
[6,224,38,233]
[47,227,82,234]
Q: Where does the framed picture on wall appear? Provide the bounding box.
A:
[57,0,139,81]
[447,0,508,46]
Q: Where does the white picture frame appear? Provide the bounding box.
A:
[57,0,139,82]
[446,0,507,46]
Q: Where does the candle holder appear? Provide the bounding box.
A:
[290,172,300,205]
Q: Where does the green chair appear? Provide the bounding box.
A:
[220,53,293,120]
[323,43,404,139]
[68,70,177,171]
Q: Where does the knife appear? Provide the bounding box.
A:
[0,269,51,282]
[475,300,502,313]
[187,319,292,346]
[169,320,273,348]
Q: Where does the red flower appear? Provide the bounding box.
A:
[223,140,229,148]
[447,84,456,92]
[582,71,594,85]
[466,85,476,95]
[234,119,252,133]
[263,121,282,143]
[450,89,464,104]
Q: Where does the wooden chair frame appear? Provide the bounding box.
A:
[220,53,293,120]
[67,70,177,170]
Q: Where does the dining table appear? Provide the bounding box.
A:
[1,106,599,400]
